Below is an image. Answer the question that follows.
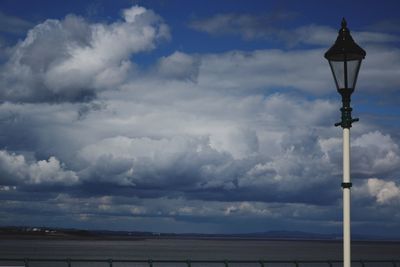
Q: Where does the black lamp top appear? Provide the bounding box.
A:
[324,18,366,61]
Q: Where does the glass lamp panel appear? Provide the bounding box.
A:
[329,60,345,90]
[346,59,362,89]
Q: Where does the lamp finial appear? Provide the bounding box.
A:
[341,18,347,28]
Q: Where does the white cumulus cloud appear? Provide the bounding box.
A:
[352,131,400,175]
[0,150,79,185]
[366,178,400,204]
[0,6,170,102]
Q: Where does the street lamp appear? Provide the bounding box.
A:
[324,18,366,267]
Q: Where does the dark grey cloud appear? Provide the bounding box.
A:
[155,51,201,82]
[77,101,107,120]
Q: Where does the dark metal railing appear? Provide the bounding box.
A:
[0,258,399,267]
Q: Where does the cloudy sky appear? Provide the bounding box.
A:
[0,0,400,237]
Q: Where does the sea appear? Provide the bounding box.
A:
[0,238,399,267]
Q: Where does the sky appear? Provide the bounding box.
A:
[0,0,400,237]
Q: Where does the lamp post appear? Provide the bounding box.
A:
[324,18,366,267]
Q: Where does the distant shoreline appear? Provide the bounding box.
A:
[1,226,399,243]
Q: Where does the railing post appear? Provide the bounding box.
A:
[24,258,29,267]
[294,261,299,267]
[393,260,398,267]
[224,260,229,267]
[259,260,265,267]
[148,259,153,267]
[327,261,333,267]
[67,258,72,267]
[108,258,113,267]
[186,259,192,267]
[360,260,365,267]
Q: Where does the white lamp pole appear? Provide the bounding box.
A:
[343,127,351,267]
[324,18,366,267]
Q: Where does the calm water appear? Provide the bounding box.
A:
[0,238,399,267]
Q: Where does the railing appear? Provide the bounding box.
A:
[0,258,399,267]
